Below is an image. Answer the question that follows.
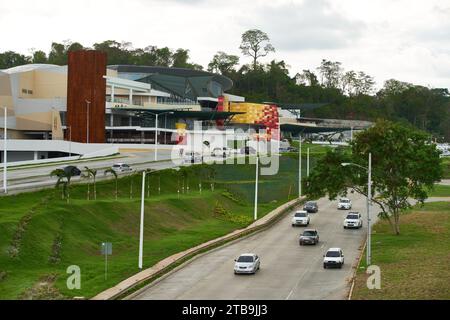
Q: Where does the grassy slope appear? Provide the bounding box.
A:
[352,202,450,300]
[441,157,450,179]
[0,155,309,299]
[428,184,450,197]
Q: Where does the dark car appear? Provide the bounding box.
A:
[287,146,298,152]
[63,165,81,176]
[240,146,256,155]
[299,229,319,246]
[303,201,318,213]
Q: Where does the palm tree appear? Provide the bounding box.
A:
[146,169,154,198]
[50,168,76,203]
[104,168,118,200]
[84,167,98,200]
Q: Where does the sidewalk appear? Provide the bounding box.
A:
[91,196,304,300]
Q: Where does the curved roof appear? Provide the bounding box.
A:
[108,65,233,92]
[1,64,67,74]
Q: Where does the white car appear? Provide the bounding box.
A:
[337,198,352,210]
[291,210,310,227]
[234,253,260,274]
[323,248,345,269]
[213,147,230,158]
[111,163,133,173]
[183,152,203,164]
[343,212,363,229]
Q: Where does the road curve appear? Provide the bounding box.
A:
[133,193,371,300]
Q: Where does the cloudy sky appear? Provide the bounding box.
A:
[1,0,449,89]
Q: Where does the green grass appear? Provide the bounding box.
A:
[352,201,450,300]
[0,155,306,299]
[428,184,450,197]
[441,157,450,179]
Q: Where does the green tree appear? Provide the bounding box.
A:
[104,168,118,200]
[304,120,443,235]
[207,51,239,75]
[83,167,98,200]
[239,29,275,70]
[50,167,77,203]
[31,50,48,64]
[0,51,30,69]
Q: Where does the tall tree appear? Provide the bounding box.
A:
[317,59,343,89]
[31,50,48,64]
[207,51,239,75]
[239,29,275,70]
[0,51,30,69]
[304,120,442,235]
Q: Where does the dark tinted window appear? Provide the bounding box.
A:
[237,256,254,263]
[295,212,307,217]
[303,231,317,236]
[326,251,341,257]
[347,215,359,219]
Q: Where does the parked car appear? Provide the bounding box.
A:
[343,212,363,229]
[291,210,310,227]
[323,248,345,269]
[234,253,260,275]
[303,201,318,213]
[213,147,230,158]
[183,152,203,164]
[337,197,352,210]
[287,146,298,152]
[111,163,133,173]
[63,165,81,176]
[240,146,256,155]
[299,229,319,246]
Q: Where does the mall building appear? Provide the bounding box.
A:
[0,50,364,163]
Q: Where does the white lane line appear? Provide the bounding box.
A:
[286,269,309,300]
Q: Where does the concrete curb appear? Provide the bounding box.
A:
[348,238,367,300]
[91,197,305,300]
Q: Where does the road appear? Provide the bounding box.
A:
[133,193,374,300]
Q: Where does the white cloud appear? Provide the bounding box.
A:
[0,0,448,89]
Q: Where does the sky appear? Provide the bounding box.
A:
[1,0,449,90]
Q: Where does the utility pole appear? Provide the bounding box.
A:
[307,147,310,177]
[298,134,302,197]
[154,113,159,161]
[254,138,259,221]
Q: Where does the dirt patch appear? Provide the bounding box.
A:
[19,275,66,300]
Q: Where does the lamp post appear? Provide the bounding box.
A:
[3,106,7,194]
[147,111,173,161]
[341,152,372,266]
[86,100,91,144]
[138,171,146,269]
[298,133,302,198]
[254,138,259,221]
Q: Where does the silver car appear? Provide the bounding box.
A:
[234,253,260,275]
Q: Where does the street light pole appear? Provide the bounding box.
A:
[254,142,259,221]
[138,171,146,269]
[298,134,302,197]
[367,152,372,266]
[307,147,310,177]
[3,106,7,194]
[154,113,159,161]
[86,100,91,144]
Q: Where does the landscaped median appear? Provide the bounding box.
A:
[350,201,450,299]
[92,196,304,300]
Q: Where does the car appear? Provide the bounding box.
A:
[213,147,230,158]
[63,165,81,176]
[234,253,260,274]
[303,201,318,213]
[343,212,363,229]
[111,163,133,173]
[183,151,203,164]
[287,146,298,152]
[337,197,352,210]
[323,248,344,269]
[291,210,310,227]
[240,146,256,155]
[299,229,319,245]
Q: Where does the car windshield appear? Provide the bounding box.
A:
[340,199,350,203]
[326,251,341,257]
[303,231,316,236]
[237,256,254,263]
[306,202,316,206]
[295,212,307,217]
[347,215,359,219]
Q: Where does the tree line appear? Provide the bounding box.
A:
[1,29,449,141]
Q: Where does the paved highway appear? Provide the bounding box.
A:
[133,193,375,300]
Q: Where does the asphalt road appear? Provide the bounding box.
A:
[133,193,374,300]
